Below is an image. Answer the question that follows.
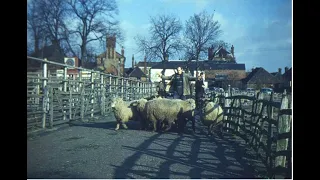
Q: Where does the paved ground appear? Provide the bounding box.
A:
[27,114,267,179]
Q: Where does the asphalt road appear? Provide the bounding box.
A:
[27,114,267,179]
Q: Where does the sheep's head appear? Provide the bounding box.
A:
[111,97,123,108]
[137,98,148,111]
[185,98,196,110]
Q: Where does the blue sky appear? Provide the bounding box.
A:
[117,0,292,73]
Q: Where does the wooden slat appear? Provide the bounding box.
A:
[274,150,291,158]
[279,109,292,115]
[27,111,43,115]
[277,132,292,140]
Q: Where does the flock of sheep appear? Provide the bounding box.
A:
[110,95,225,134]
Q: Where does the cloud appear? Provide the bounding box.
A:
[228,14,292,72]
[213,12,228,29]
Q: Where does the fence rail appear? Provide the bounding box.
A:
[27,56,157,132]
[210,88,292,179]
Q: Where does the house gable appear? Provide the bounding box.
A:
[125,66,147,78]
[282,67,292,81]
[243,67,280,84]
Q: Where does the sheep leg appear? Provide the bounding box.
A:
[208,124,213,136]
[121,122,128,129]
[115,123,120,131]
[191,117,196,133]
[152,121,157,132]
[140,119,147,130]
[177,118,185,134]
[161,121,166,130]
[164,121,172,132]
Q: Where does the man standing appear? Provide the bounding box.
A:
[158,66,196,100]
[195,72,205,110]
[158,66,197,133]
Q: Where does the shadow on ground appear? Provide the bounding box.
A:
[27,116,267,179]
[111,121,267,179]
[68,117,142,131]
[27,170,91,179]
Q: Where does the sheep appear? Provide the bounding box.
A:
[145,95,163,101]
[201,101,224,135]
[143,98,195,133]
[132,97,162,131]
[133,98,149,130]
[111,97,141,130]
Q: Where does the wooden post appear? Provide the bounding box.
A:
[143,82,146,98]
[100,74,105,115]
[267,99,274,177]
[138,81,142,99]
[275,90,291,168]
[42,58,48,129]
[224,92,230,132]
[62,67,67,120]
[80,85,85,122]
[109,76,112,94]
[36,73,40,104]
[69,83,72,120]
[63,67,67,92]
[132,81,136,100]
[128,80,132,101]
[139,81,142,99]
[125,79,128,101]
[49,87,53,128]
[91,72,94,118]
[148,82,150,97]
[115,77,119,97]
[151,82,154,97]
[250,92,264,147]
[121,78,124,99]
[236,99,241,132]
[79,69,82,90]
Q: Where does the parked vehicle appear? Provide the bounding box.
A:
[246,88,255,93]
[260,88,273,95]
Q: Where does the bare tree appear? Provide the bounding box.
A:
[135,14,183,62]
[38,0,68,45]
[67,0,123,64]
[212,40,231,51]
[184,10,222,65]
[27,0,46,55]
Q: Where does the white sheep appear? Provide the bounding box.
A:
[201,101,224,134]
[143,98,196,133]
[111,97,141,130]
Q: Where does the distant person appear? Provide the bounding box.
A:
[157,80,165,98]
[158,66,196,100]
[195,72,205,110]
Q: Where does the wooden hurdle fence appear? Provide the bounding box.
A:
[210,87,292,179]
[27,56,157,132]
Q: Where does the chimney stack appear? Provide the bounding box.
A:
[106,35,116,59]
[144,56,147,74]
[121,46,124,57]
[132,54,134,68]
[231,45,234,57]
[278,68,282,74]
[121,46,125,76]
[208,47,213,60]
[285,66,288,72]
